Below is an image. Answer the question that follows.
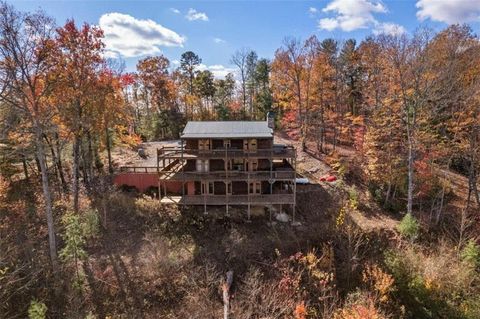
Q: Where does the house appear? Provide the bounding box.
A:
[157,120,297,220]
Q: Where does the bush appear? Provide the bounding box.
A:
[334,290,386,319]
[384,243,479,318]
[461,239,480,268]
[28,300,47,319]
[397,213,419,240]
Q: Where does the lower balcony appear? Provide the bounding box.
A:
[160,194,295,205]
[159,170,296,181]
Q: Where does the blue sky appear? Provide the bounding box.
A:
[9,0,480,76]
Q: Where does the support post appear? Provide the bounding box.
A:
[158,177,162,200]
[225,143,229,216]
[293,152,297,223]
[181,140,185,208]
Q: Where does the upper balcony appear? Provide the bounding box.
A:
[157,144,296,161]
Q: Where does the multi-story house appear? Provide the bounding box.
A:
[156,120,297,219]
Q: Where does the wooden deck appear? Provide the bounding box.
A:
[157,146,296,161]
[159,169,296,181]
[160,194,295,205]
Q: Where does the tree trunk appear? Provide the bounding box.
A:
[35,127,58,271]
[384,182,391,206]
[80,138,90,191]
[54,132,68,193]
[21,153,29,180]
[87,131,94,182]
[106,127,113,174]
[72,135,80,213]
[44,134,67,194]
[406,122,414,216]
[35,155,42,174]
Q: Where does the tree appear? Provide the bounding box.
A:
[0,2,59,269]
[213,73,236,120]
[180,51,201,119]
[253,58,273,119]
[339,39,363,116]
[54,20,105,213]
[136,55,179,139]
[271,38,306,149]
[231,48,250,118]
[180,51,202,95]
[95,68,130,174]
[245,50,258,116]
[380,30,433,216]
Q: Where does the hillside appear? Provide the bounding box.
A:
[1,3,480,318]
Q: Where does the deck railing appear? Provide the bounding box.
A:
[157,145,295,160]
[178,194,295,205]
[119,166,158,173]
[159,169,296,181]
[118,166,296,181]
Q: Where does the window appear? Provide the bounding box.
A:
[196,159,209,172]
[201,182,214,195]
[244,159,258,172]
[251,159,258,171]
[249,182,261,194]
[249,139,257,152]
[233,158,243,171]
[225,159,233,171]
[198,139,211,152]
[243,139,257,153]
[226,182,232,195]
[209,182,214,194]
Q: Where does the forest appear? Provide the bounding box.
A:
[0,1,480,318]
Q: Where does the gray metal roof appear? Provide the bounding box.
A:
[181,121,273,139]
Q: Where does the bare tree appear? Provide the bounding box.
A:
[231,48,249,118]
[0,3,58,270]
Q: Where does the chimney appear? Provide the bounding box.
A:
[266,111,275,130]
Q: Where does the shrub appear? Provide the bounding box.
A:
[334,291,386,319]
[461,239,480,268]
[28,300,47,319]
[384,243,479,318]
[362,263,395,303]
[397,213,419,240]
[60,209,100,290]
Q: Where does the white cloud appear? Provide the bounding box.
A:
[172,59,180,66]
[319,18,340,31]
[318,0,407,35]
[318,0,386,31]
[213,37,226,44]
[309,7,318,14]
[185,8,209,21]
[170,8,180,14]
[416,0,480,24]
[198,64,235,79]
[99,13,185,58]
[373,22,406,36]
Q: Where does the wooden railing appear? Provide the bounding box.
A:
[119,166,158,173]
[159,169,296,181]
[157,145,295,160]
[118,166,296,181]
[178,194,295,205]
